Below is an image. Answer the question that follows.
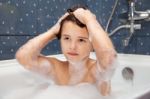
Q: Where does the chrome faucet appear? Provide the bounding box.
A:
[107,0,150,47]
[109,0,150,46]
[129,0,135,33]
[109,0,142,39]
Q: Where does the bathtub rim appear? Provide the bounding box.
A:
[1,53,150,67]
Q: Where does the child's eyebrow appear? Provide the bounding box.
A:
[62,34,70,37]
[78,36,88,39]
[62,34,88,39]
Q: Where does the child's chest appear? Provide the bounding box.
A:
[54,65,96,85]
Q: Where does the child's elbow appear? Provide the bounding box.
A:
[15,49,27,66]
[15,49,22,62]
[108,50,118,69]
[110,51,117,63]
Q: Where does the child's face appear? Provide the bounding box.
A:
[60,21,92,63]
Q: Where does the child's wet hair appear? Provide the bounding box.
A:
[67,4,88,13]
[56,5,88,40]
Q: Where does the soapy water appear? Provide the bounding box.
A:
[1,71,134,99]
[2,65,148,99]
[2,82,113,99]
[1,71,115,99]
[1,74,146,99]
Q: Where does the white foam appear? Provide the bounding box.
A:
[2,83,49,99]
[3,83,112,99]
[33,83,102,99]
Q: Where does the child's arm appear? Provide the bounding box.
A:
[83,11,117,95]
[73,8,117,70]
[15,13,68,77]
[73,8,117,95]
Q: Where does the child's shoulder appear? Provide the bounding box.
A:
[47,57,68,68]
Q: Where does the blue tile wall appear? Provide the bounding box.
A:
[0,0,150,60]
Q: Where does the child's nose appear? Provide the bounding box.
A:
[69,41,77,50]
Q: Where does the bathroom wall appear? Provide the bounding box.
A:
[0,0,150,60]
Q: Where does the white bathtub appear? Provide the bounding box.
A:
[0,53,150,99]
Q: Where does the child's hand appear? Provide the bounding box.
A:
[51,13,69,35]
[73,8,96,25]
[99,81,111,96]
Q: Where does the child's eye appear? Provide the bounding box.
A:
[63,37,70,40]
[79,39,86,42]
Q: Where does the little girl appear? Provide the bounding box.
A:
[16,5,117,96]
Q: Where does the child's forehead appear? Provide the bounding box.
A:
[62,21,87,31]
[61,21,88,36]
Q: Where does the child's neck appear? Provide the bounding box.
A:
[68,59,88,85]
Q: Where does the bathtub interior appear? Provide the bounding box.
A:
[0,53,150,99]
